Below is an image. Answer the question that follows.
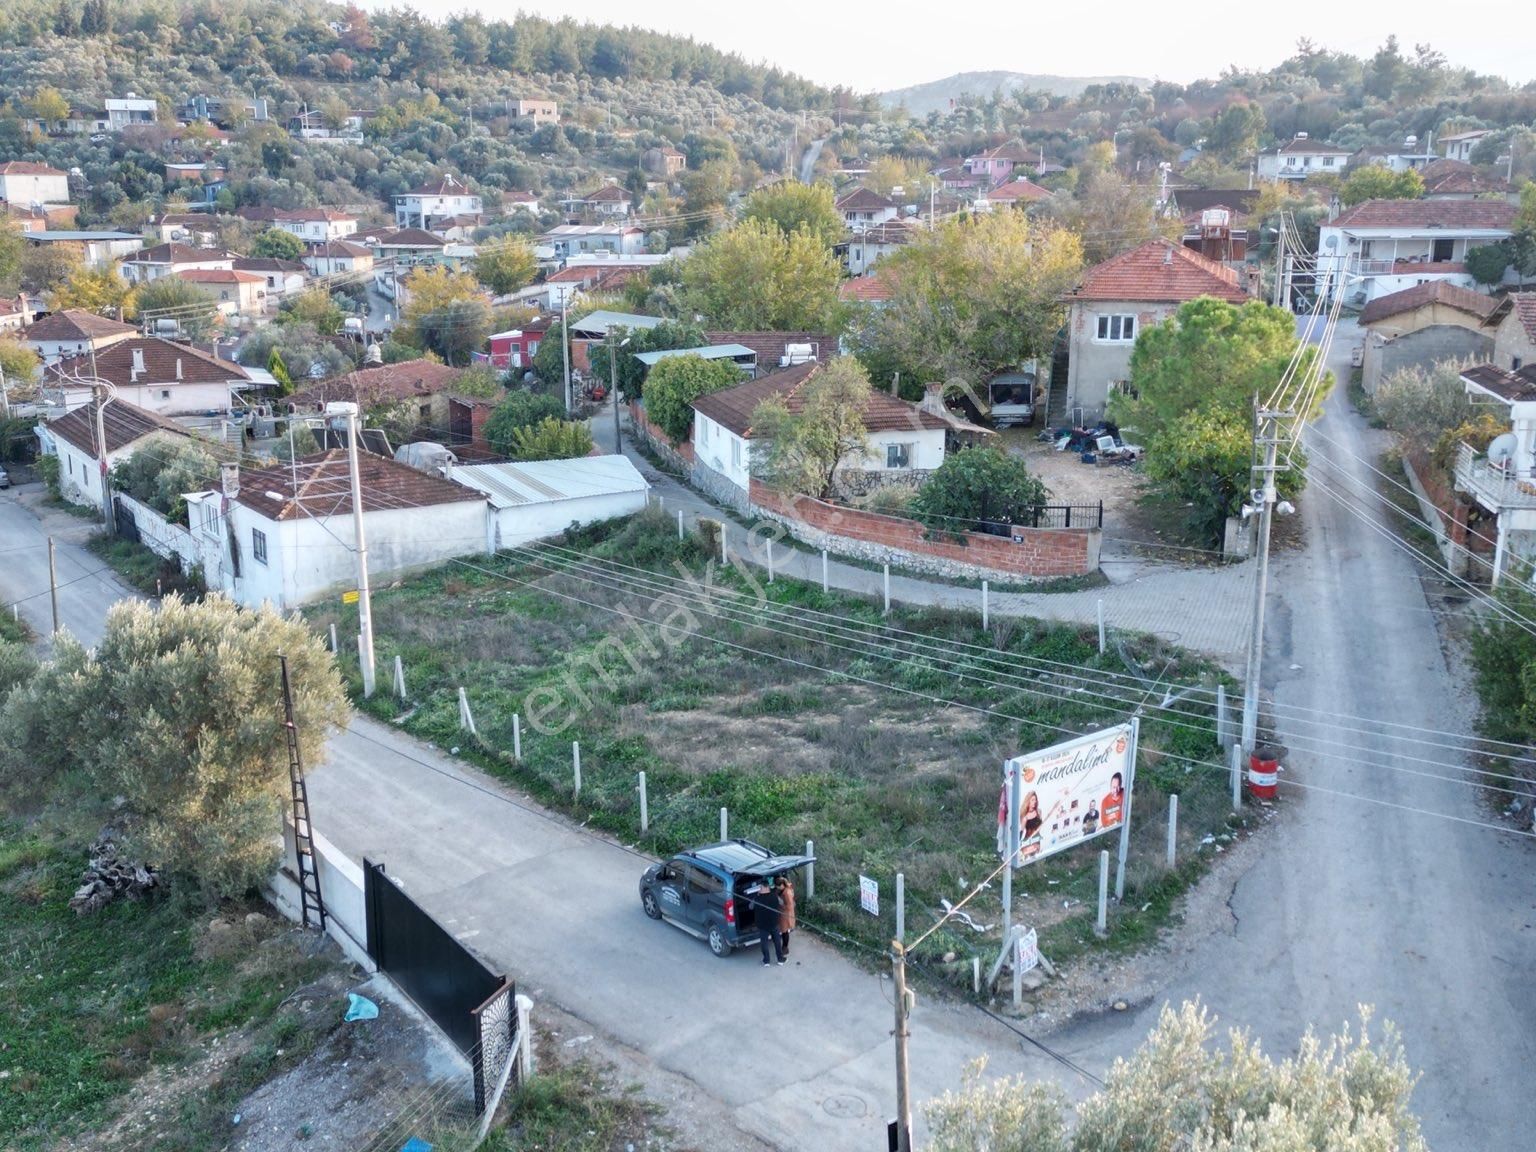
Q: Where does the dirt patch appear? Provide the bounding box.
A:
[1003,431,1176,554]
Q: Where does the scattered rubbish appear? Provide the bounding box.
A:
[564,1035,593,1047]
[401,1140,433,1152]
[1141,903,1152,912]
[344,993,379,1022]
[1046,879,1059,886]
[942,951,957,963]
[939,898,995,933]
[1289,663,1302,671]
[449,746,460,755]
[1062,899,1077,909]
[1113,999,1129,1011]
[1200,834,1216,846]
[231,1113,241,1126]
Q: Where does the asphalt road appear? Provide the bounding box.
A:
[1064,321,1536,1149]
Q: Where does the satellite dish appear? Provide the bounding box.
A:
[1488,433,1519,465]
[1323,235,1339,249]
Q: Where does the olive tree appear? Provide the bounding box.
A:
[0,595,349,897]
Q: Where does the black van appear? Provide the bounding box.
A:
[639,839,815,957]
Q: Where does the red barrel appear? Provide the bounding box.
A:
[1248,747,1280,800]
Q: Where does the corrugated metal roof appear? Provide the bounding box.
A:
[567,311,664,338]
[451,455,649,509]
[633,344,756,366]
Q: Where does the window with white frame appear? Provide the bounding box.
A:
[886,442,913,469]
[699,419,709,446]
[252,528,268,565]
[731,437,741,470]
[1094,314,1136,343]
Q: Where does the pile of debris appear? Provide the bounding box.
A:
[69,832,159,914]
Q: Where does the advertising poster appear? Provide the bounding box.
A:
[997,723,1136,866]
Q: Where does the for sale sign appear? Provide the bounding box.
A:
[859,875,879,916]
[1015,927,1039,974]
[998,723,1136,867]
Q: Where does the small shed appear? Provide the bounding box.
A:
[450,455,650,550]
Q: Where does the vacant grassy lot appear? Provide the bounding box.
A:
[314,510,1244,982]
[0,821,348,1152]
[85,534,204,600]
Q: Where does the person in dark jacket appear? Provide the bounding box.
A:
[748,882,783,965]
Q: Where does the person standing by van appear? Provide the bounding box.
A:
[748,881,783,966]
[775,875,796,958]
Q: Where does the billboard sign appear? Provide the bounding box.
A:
[997,723,1136,866]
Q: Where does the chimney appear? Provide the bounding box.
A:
[175,357,183,380]
[220,461,240,498]
[131,346,145,381]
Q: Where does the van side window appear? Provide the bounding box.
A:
[688,867,723,898]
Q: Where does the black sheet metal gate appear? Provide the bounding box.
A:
[364,858,517,1112]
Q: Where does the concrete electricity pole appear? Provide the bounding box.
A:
[890,941,914,1152]
[94,383,114,532]
[328,401,376,697]
[1241,406,1288,754]
[560,289,573,418]
[607,331,629,454]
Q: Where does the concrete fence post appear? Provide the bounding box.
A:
[572,741,582,800]
[1097,598,1106,655]
[1095,850,1110,937]
[1216,683,1229,750]
[513,713,522,761]
[883,563,891,615]
[805,839,814,901]
[392,655,406,700]
[766,538,774,584]
[982,579,989,630]
[895,872,905,944]
[515,994,534,1078]
[720,529,728,567]
[638,771,648,833]
[1167,794,1179,870]
[329,623,338,654]
[1231,743,1243,812]
[821,549,829,592]
[678,509,684,541]
[720,806,728,841]
[457,687,477,736]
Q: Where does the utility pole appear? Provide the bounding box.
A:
[560,289,573,418]
[1272,216,1286,309]
[328,401,376,697]
[93,383,113,533]
[47,537,59,635]
[1241,406,1287,754]
[890,941,914,1152]
[608,331,623,454]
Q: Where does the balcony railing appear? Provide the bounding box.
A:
[1455,442,1536,511]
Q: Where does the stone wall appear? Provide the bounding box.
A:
[114,492,201,577]
[1362,326,1491,395]
[692,457,750,514]
[749,481,1098,581]
[628,401,694,476]
[830,468,934,501]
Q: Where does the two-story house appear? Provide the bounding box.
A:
[842,219,919,277]
[1256,133,1353,181]
[1316,198,1515,307]
[1441,129,1493,164]
[0,161,70,208]
[559,184,632,219]
[42,398,197,512]
[963,144,1031,186]
[46,337,251,416]
[119,242,237,285]
[1062,240,1252,425]
[104,95,157,131]
[233,257,308,299]
[537,224,645,259]
[174,268,267,316]
[1451,363,1536,584]
[835,188,899,233]
[973,178,1051,213]
[273,208,359,243]
[304,239,375,278]
[514,99,559,126]
[394,175,483,231]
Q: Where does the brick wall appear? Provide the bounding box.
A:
[629,400,695,472]
[749,481,1099,580]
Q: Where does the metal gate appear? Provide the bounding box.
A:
[363,859,516,1111]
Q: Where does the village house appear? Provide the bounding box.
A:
[839,273,896,307]
[23,230,143,268]
[47,337,252,416]
[835,187,899,232]
[304,239,375,278]
[505,190,541,213]
[841,218,920,277]
[963,144,1032,186]
[1349,135,1438,174]
[559,184,632,219]
[152,212,221,246]
[566,310,665,373]
[1256,133,1353,181]
[642,147,687,178]
[185,451,489,611]
[394,174,483,231]
[1418,158,1511,200]
[1062,240,1252,425]
[702,332,835,373]
[1357,281,1501,394]
[1441,129,1493,164]
[451,456,650,550]
[175,268,266,316]
[538,223,646,259]
[487,319,553,371]
[104,95,157,131]
[233,257,307,299]
[273,208,359,243]
[688,361,954,509]
[1486,294,1536,372]
[1451,363,1536,584]
[514,99,559,127]
[974,177,1052,212]
[0,161,71,208]
[1316,198,1515,307]
[119,242,237,285]
[20,309,138,366]
[41,398,197,512]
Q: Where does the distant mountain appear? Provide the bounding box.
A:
[880,71,1154,117]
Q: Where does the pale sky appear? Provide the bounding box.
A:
[384,1,1534,94]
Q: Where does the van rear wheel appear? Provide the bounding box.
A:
[708,923,732,957]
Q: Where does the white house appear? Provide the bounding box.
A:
[1452,363,1536,583]
[175,268,266,316]
[842,219,918,277]
[394,174,483,230]
[1441,129,1493,164]
[0,161,70,207]
[47,337,251,416]
[835,187,899,232]
[558,184,632,219]
[104,95,157,130]
[514,99,559,126]
[120,242,237,285]
[153,212,220,246]
[43,398,197,512]
[272,208,359,243]
[23,231,143,268]
[185,450,489,611]
[233,258,308,298]
[22,309,138,365]
[537,224,645,259]
[451,456,650,550]
[1256,134,1353,181]
[1317,198,1515,307]
[304,239,375,277]
[688,360,951,507]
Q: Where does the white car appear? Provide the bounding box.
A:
[0,466,10,489]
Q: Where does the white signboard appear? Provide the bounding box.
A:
[859,875,879,916]
[1015,927,1039,975]
[998,723,1136,866]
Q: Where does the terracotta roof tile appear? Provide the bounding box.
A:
[1503,293,1536,343]
[1358,280,1501,326]
[233,449,485,522]
[307,240,373,258]
[0,161,68,177]
[836,187,895,211]
[839,276,895,302]
[984,178,1052,203]
[177,268,266,284]
[1419,158,1509,196]
[1329,198,1516,230]
[288,359,463,409]
[48,337,249,388]
[405,175,475,198]
[47,398,192,456]
[121,242,236,265]
[1067,240,1250,304]
[23,309,137,342]
[691,361,949,439]
[372,228,447,248]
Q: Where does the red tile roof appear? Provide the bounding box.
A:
[1358,280,1501,327]
[0,161,67,177]
[1494,293,1536,343]
[307,239,373,258]
[1419,158,1509,196]
[1067,240,1250,304]
[691,361,949,439]
[984,178,1051,203]
[371,228,447,248]
[405,175,475,197]
[274,207,358,222]
[176,268,266,284]
[1274,136,1351,155]
[24,308,137,342]
[288,359,463,410]
[839,276,895,303]
[836,187,895,212]
[121,243,236,265]
[47,398,192,456]
[48,337,249,387]
[579,184,629,203]
[1329,199,1516,230]
[233,450,485,522]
